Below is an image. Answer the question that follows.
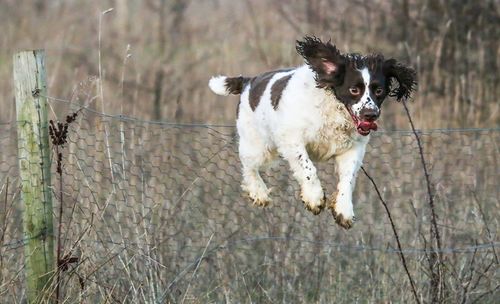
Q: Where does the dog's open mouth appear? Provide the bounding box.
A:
[347,109,378,136]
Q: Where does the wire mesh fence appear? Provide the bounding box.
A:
[0,97,498,303]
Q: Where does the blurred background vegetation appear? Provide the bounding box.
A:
[0,0,498,127]
[0,1,498,302]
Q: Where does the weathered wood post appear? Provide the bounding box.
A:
[13,50,55,303]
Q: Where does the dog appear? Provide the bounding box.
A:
[208,36,416,229]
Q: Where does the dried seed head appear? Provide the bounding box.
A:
[66,112,78,124]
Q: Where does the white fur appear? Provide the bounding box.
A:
[208,75,230,96]
[352,67,380,117]
[211,65,370,224]
[334,139,367,219]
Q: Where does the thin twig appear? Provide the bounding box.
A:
[470,189,499,264]
[181,233,214,304]
[402,99,442,252]
[98,8,118,193]
[0,177,9,285]
[361,166,420,304]
[468,257,496,294]
[470,284,500,304]
[460,245,478,304]
[401,99,445,301]
[55,144,63,304]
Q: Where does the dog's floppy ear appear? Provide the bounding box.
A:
[296,36,345,87]
[383,59,417,101]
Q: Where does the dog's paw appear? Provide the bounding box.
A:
[252,197,271,207]
[242,183,271,207]
[301,184,325,215]
[302,194,325,215]
[328,196,355,230]
[246,192,271,207]
[332,210,355,229]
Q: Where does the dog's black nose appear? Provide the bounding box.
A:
[360,109,379,122]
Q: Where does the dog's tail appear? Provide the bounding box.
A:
[208,75,250,96]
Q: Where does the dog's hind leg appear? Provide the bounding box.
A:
[234,85,272,207]
[239,138,272,207]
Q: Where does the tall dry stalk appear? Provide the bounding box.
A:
[361,167,420,304]
[402,99,446,302]
[49,112,79,303]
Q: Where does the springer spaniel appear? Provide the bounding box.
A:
[209,36,416,229]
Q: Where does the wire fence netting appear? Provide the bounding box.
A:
[0,99,498,303]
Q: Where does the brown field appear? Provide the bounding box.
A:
[0,1,498,303]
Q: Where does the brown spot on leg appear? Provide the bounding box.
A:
[270,75,292,110]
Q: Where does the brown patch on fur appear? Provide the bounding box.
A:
[249,73,273,111]
[270,75,292,110]
[225,76,250,94]
[249,69,293,111]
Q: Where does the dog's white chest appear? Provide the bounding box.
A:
[306,101,360,161]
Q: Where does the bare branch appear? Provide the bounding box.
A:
[361,167,421,304]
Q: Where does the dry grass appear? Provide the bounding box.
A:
[0,105,498,302]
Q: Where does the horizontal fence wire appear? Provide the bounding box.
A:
[0,95,498,303]
[2,234,498,254]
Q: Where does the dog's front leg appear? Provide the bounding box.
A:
[279,145,325,215]
[330,141,367,229]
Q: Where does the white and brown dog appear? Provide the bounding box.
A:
[209,36,416,229]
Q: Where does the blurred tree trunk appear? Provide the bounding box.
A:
[306,0,319,31]
[35,0,46,13]
[115,0,131,40]
[402,0,409,40]
[153,0,167,121]
[153,0,187,121]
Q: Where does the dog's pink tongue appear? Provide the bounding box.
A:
[356,121,378,135]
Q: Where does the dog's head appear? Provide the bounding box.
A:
[296,36,417,136]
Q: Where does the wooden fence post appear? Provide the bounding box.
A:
[13,50,55,303]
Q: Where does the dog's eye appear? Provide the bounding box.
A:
[374,87,384,96]
[349,87,361,96]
